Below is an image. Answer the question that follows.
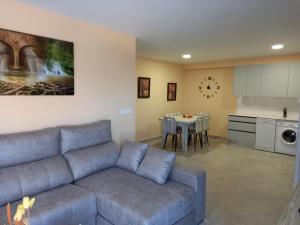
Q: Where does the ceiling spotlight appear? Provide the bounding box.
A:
[271,44,284,50]
[182,54,191,59]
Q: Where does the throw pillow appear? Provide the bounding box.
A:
[116,141,149,172]
[137,147,176,184]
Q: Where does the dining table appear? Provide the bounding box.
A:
[160,115,198,152]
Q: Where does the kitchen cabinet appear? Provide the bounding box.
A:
[234,66,247,96]
[255,118,276,152]
[233,62,300,97]
[288,62,300,97]
[246,65,262,96]
[260,63,289,97]
[228,115,256,147]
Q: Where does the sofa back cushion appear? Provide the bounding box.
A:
[116,141,149,172]
[60,120,112,153]
[64,141,120,180]
[137,147,176,184]
[0,156,73,207]
[0,128,60,169]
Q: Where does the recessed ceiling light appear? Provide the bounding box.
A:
[182,54,191,59]
[271,44,284,50]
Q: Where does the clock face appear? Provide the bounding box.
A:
[198,76,221,99]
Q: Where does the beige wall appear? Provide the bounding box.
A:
[136,58,184,141]
[182,68,237,137]
[0,0,136,144]
[136,54,300,139]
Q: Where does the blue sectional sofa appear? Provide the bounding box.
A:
[0,120,206,225]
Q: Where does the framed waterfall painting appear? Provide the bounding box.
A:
[0,28,74,95]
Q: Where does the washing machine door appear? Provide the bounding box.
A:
[281,129,297,145]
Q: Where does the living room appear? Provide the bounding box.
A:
[0,0,299,225]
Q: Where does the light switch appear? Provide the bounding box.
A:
[120,107,132,116]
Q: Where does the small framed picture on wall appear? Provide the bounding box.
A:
[137,77,151,98]
[167,83,177,101]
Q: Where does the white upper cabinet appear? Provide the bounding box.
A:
[246,65,263,96]
[234,66,247,96]
[261,63,289,97]
[288,62,300,97]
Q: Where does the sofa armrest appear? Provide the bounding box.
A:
[169,163,206,224]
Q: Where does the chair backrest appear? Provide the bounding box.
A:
[166,112,181,117]
[197,112,204,117]
[197,112,210,117]
[163,117,177,134]
[195,117,204,133]
[203,116,209,131]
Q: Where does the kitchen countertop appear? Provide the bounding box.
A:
[229,112,299,122]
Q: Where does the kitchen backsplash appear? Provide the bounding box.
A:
[237,96,299,118]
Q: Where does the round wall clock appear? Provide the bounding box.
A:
[198,76,221,99]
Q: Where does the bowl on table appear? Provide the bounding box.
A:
[183,115,193,118]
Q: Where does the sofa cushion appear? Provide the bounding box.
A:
[137,147,176,184]
[97,215,113,225]
[116,141,148,172]
[0,185,96,225]
[76,167,195,225]
[64,141,120,180]
[0,156,73,207]
[0,128,59,168]
[60,120,112,153]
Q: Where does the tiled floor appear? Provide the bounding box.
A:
[147,136,295,225]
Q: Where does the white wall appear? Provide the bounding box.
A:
[237,96,299,119]
[0,0,136,144]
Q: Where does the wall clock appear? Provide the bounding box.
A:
[198,76,221,99]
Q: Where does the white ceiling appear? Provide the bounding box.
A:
[19,0,300,64]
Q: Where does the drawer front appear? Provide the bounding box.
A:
[228,121,256,132]
[229,115,256,123]
[228,130,255,146]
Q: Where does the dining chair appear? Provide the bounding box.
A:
[197,112,210,117]
[203,116,209,146]
[190,117,204,151]
[196,112,204,117]
[162,117,181,151]
[165,112,182,134]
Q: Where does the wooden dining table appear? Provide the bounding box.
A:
[160,115,198,152]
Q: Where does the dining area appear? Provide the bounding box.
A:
[160,112,210,152]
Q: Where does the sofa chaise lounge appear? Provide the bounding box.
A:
[0,120,206,225]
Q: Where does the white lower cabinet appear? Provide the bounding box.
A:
[228,116,256,147]
[255,118,276,152]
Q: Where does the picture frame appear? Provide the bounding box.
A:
[0,28,74,95]
[167,83,177,101]
[137,77,151,98]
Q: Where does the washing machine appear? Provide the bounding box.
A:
[275,120,298,156]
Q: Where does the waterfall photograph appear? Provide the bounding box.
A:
[0,28,74,95]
